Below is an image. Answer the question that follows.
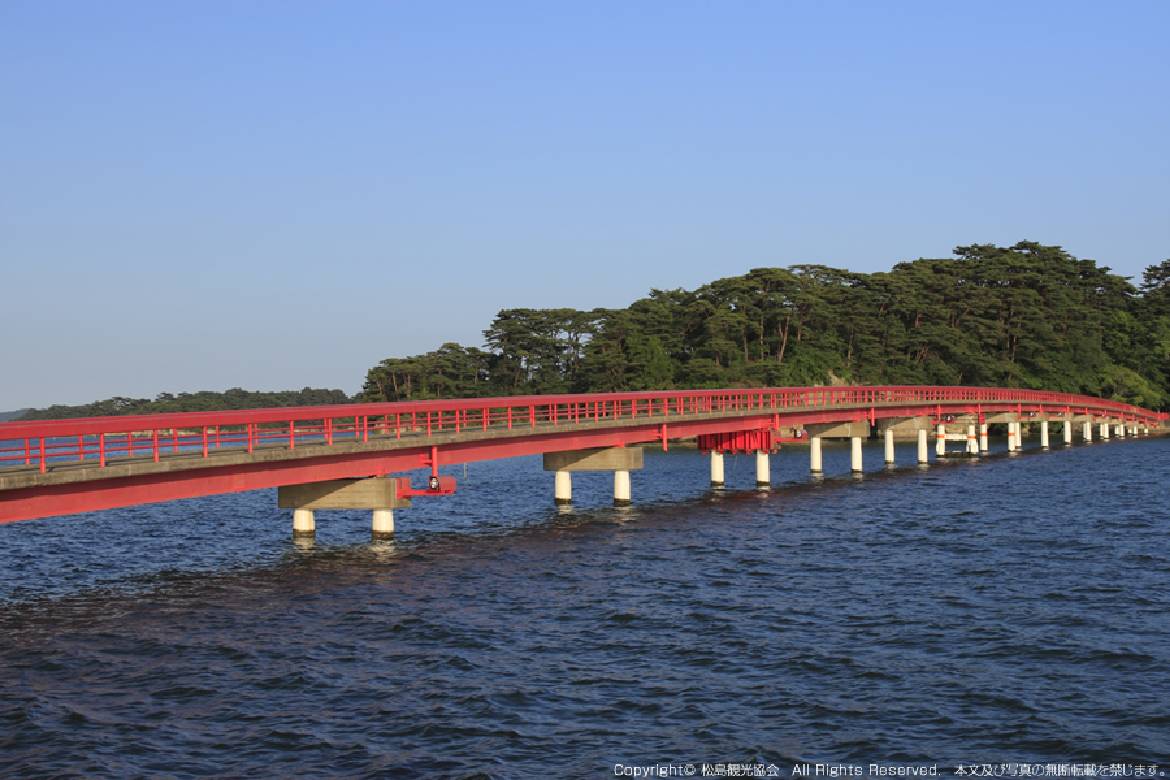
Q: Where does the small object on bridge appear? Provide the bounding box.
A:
[395,475,457,498]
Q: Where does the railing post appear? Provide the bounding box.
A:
[39,438,45,473]
[153,429,159,462]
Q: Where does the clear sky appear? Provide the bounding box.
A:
[2,1,1167,409]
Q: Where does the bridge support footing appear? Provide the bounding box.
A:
[883,429,895,465]
[1063,420,1073,445]
[614,470,632,506]
[967,424,979,455]
[710,452,724,488]
[755,451,770,489]
[554,470,572,506]
[1040,421,1049,450]
[292,508,315,538]
[850,437,863,473]
[917,429,929,465]
[372,509,395,539]
[935,424,947,457]
[809,437,823,474]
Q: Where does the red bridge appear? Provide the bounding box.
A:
[1,386,1164,536]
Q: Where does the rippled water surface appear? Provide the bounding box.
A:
[2,436,1169,777]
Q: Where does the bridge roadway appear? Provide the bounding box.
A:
[0,386,1164,528]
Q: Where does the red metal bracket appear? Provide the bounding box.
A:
[394,475,456,498]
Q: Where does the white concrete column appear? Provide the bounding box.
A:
[883,428,895,465]
[755,451,771,488]
[372,509,395,539]
[554,470,572,505]
[1063,420,1072,445]
[1039,420,1049,450]
[1083,421,1093,442]
[850,436,863,473]
[917,428,929,464]
[292,508,315,538]
[1100,422,1110,440]
[613,470,631,506]
[710,451,725,488]
[1007,422,1018,452]
[1116,423,1126,438]
[810,436,823,474]
[979,423,990,453]
[935,424,947,457]
[966,424,979,454]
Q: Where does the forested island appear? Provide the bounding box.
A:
[361,242,1170,409]
[18,387,349,421]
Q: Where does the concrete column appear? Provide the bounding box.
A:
[755,451,771,489]
[883,428,895,465]
[979,423,990,453]
[710,451,725,488]
[1063,420,1072,445]
[292,508,315,538]
[1039,421,1049,450]
[371,509,395,539]
[1100,422,1110,440]
[935,424,947,457]
[966,424,979,454]
[1116,423,1126,438]
[554,470,572,505]
[850,436,863,473]
[1083,421,1093,442]
[613,470,631,506]
[917,428,929,464]
[1007,422,1018,452]
[810,436,823,474]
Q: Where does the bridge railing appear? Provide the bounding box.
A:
[0,386,1163,474]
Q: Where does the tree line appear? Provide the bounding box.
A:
[361,242,1170,409]
[18,387,350,421]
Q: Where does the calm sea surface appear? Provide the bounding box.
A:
[2,436,1168,777]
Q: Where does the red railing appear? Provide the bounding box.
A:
[0,385,1163,475]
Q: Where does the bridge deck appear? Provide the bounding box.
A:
[0,386,1163,524]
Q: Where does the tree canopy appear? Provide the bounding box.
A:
[361,243,1169,409]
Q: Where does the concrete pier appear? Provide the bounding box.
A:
[979,423,990,453]
[917,429,929,464]
[371,509,395,540]
[1063,420,1073,445]
[810,436,823,474]
[1083,420,1093,442]
[1116,423,1126,438]
[544,446,643,507]
[292,508,315,538]
[613,470,632,506]
[1007,421,1019,452]
[1040,420,1049,450]
[756,451,771,489]
[966,424,979,454]
[935,424,947,457]
[279,476,411,540]
[710,451,725,488]
[554,470,572,505]
[1100,422,1110,440]
[884,428,895,465]
[850,437,863,473]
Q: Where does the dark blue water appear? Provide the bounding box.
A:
[2,437,1169,777]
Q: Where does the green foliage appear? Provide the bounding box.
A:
[20,387,351,421]
[359,241,1167,409]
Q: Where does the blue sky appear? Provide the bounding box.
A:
[2,1,1167,409]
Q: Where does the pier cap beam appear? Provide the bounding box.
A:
[803,421,870,439]
[278,477,412,510]
[543,447,644,472]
